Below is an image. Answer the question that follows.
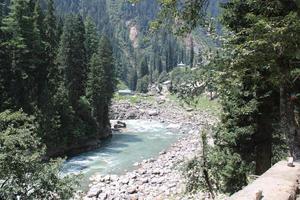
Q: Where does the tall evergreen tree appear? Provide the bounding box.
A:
[1,0,42,113]
[42,0,59,101]
[128,67,138,91]
[84,16,99,62]
[139,56,149,78]
[58,14,87,112]
[87,36,116,130]
[33,0,47,106]
[0,0,11,111]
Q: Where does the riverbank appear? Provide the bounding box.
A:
[78,94,220,200]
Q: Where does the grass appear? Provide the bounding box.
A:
[167,93,221,115]
[113,93,156,104]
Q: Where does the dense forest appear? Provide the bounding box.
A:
[0,0,299,199]
[53,0,224,92]
[0,0,117,198]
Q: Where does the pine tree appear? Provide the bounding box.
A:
[98,36,116,126]
[87,51,106,128]
[128,67,138,91]
[139,56,149,78]
[41,0,59,102]
[58,14,88,112]
[0,0,11,111]
[33,0,47,106]
[1,0,42,113]
[87,36,115,130]
[84,16,99,62]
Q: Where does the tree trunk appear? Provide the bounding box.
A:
[280,84,298,158]
[255,94,274,175]
[278,58,299,158]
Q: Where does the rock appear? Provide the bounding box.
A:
[128,187,138,194]
[168,183,176,188]
[166,123,181,129]
[130,174,137,179]
[185,107,194,112]
[141,178,149,184]
[126,111,138,119]
[104,175,111,182]
[98,193,108,200]
[138,169,146,174]
[120,178,129,184]
[151,177,163,184]
[117,121,127,128]
[152,169,161,175]
[87,187,102,198]
[148,110,159,116]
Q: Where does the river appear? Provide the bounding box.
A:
[61,120,181,190]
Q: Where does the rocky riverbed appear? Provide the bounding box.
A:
[78,95,220,200]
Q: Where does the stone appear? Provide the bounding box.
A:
[130,194,139,200]
[152,169,161,175]
[87,188,102,198]
[126,111,138,119]
[121,178,129,184]
[148,110,159,116]
[141,178,149,184]
[185,107,194,112]
[138,169,146,174]
[130,174,137,179]
[104,175,111,182]
[128,187,138,194]
[166,123,181,129]
[98,193,108,200]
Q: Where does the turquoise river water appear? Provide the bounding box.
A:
[61,120,181,189]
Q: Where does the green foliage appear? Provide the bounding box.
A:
[170,63,219,105]
[1,0,42,113]
[147,0,208,34]
[183,0,299,195]
[0,110,76,199]
[87,36,116,126]
[128,67,138,91]
[0,0,116,156]
[139,56,149,78]
[117,80,129,90]
[58,14,88,111]
[85,17,99,62]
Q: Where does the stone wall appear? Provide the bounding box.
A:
[229,161,300,200]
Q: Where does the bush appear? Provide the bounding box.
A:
[0,110,77,199]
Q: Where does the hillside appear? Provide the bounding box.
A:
[53,0,221,87]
